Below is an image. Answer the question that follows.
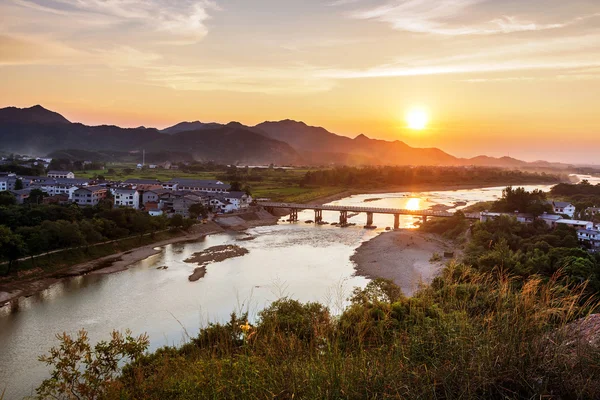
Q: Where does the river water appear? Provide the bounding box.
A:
[0,184,559,398]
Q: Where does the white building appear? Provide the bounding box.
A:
[578,229,600,251]
[113,188,140,209]
[539,213,562,228]
[480,212,534,224]
[72,186,108,206]
[548,201,576,218]
[162,179,230,193]
[555,219,594,230]
[223,192,252,209]
[47,170,75,179]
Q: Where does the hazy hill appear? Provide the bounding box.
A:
[0,106,299,165]
[0,105,565,168]
[161,121,223,135]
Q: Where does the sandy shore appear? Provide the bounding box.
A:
[351,230,454,297]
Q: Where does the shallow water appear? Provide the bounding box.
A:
[0,184,555,398]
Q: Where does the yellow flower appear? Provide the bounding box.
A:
[239,321,252,333]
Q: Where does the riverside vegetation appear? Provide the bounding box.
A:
[33,186,600,399]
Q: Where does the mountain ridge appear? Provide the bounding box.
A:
[0,105,566,167]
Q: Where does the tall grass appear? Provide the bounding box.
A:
[94,263,600,400]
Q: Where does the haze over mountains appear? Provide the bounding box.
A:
[0,105,566,167]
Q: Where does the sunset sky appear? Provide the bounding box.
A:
[1,0,599,163]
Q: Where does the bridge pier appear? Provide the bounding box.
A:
[422,215,428,223]
[366,212,374,227]
[339,211,348,225]
[394,214,400,230]
[289,208,298,222]
[315,209,322,223]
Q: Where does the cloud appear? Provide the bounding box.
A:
[341,0,598,36]
[9,0,219,44]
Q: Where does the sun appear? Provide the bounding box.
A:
[405,107,429,130]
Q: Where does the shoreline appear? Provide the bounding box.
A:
[351,230,455,297]
[0,222,226,308]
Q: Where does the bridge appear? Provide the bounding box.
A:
[258,202,480,229]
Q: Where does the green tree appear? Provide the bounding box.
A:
[230,181,242,192]
[27,188,47,205]
[37,329,149,400]
[189,203,208,219]
[170,214,184,229]
[0,191,16,206]
[0,226,27,275]
[14,178,23,190]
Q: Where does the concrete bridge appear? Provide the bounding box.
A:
[258,201,480,229]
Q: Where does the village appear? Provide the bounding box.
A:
[0,170,253,218]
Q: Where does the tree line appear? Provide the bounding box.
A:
[301,166,564,187]
[0,200,194,275]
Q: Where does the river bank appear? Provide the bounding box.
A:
[0,222,226,308]
[351,230,455,297]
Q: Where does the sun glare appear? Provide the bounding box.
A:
[406,198,421,211]
[405,107,429,130]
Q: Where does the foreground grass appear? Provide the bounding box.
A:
[39,265,600,400]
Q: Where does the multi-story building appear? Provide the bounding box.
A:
[162,179,230,193]
[548,201,576,218]
[113,188,140,209]
[47,170,75,179]
[72,186,108,206]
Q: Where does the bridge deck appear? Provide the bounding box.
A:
[258,202,480,219]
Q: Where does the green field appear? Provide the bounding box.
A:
[76,164,337,203]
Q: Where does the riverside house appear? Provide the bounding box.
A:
[113,188,140,209]
[72,186,108,206]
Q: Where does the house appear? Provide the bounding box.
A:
[539,213,562,228]
[113,188,140,209]
[72,186,108,206]
[208,196,236,214]
[43,194,70,205]
[223,191,252,209]
[479,212,534,224]
[585,207,600,217]
[162,179,231,193]
[555,219,594,230]
[122,179,161,188]
[0,176,16,191]
[172,195,207,217]
[35,178,89,198]
[142,189,164,206]
[577,229,600,251]
[149,164,158,169]
[47,170,75,179]
[547,201,576,218]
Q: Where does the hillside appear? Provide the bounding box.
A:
[0,106,299,165]
[161,121,223,135]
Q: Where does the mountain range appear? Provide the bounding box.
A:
[0,105,566,168]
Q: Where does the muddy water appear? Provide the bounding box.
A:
[0,184,554,398]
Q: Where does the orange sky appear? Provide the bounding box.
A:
[1,0,599,163]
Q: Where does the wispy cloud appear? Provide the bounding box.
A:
[341,0,598,35]
[9,0,220,44]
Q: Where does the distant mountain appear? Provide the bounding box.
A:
[161,121,223,135]
[0,105,565,168]
[256,120,458,166]
[0,106,299,165]
[0,105,70,124]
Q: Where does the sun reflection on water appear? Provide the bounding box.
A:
[406,198,421,210]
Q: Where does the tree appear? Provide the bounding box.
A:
[189,203,208,219]
[230,181,242,192]
[0,191,16,206]
[0,226,27,275]
[37,329,149,400]
[27,188,47,205]
[14,178,23,190]
[170,214,184,229]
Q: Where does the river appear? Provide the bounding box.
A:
[0,183,561,398]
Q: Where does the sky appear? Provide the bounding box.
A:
[1,0,599,163]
